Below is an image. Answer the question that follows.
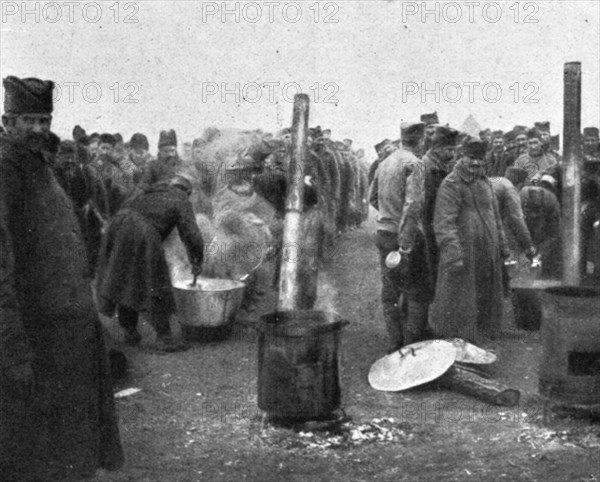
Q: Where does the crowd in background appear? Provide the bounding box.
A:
[368,111,600,353]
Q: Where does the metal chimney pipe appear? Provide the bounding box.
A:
[562,62,583,286]
[278,94,310,311]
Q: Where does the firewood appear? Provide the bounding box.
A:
[436,365,520,407]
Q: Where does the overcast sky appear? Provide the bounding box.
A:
[1,0,599,153]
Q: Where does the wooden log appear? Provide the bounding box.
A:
[436,365,521,407]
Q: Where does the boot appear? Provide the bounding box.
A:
[118,306,141,346]
[404,299,429,346]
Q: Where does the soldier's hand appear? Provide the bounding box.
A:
[525,246,537,262]
[5,362,34,399]
[192,263,203,276]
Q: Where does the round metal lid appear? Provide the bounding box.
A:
[368,340,456,392]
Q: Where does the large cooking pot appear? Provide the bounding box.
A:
[172,278,245,328]
[257,310,349,420]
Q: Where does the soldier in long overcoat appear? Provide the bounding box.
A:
[54,139,109,274]
[96,175,205,352]
[430,138,509,343]
[0,75,123,481]
[421,126,460,293]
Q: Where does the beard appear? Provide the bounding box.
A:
[23,131,60,155]
[158,151,179,164]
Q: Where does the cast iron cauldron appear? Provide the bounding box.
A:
[257,310,349,420]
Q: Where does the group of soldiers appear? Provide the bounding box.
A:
[0,74,373,480]
[2,72,599,480]
[51,120,372,274]
[369,111,600,353]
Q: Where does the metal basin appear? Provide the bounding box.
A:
[172,278,245,327]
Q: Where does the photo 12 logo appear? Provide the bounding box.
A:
[401,82,540,104]
[400,1,540,24]
[1,1,140,24]
[201,81,340,104]
[200,1,340,24]
[49,81,141,104]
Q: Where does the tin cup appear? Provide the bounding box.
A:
[385,250,402,269]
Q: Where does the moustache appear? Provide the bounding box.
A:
[24,131,60,154]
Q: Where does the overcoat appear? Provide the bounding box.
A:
[430,169,508,343]
[0,134,123,481]
[96,184,204,317]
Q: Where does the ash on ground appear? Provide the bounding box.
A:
[257,417,414,451]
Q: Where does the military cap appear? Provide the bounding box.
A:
[513,125,528,134]
[462,137,487,159]
[374,139,392,153]
[3,75,54,114]
[432,126,459,147]
[113,133,124,144]
[420,112,439,125]
[158,129,177,148]
[400,122,425,141]
[491,130,504,140]
[534,121,551,133]
[310,126,323,139]
[583,127,599,139]
[99,133,116,146]
[504,130,517,143]
[72,125,88,146]
[527,128,542,139]
[130,133,149,151]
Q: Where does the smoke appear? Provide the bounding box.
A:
[314,271,340,318]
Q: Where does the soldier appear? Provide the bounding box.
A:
[485,130,508,177]
[0,75,123,480]
[96,174,204,352]
[370,122,428,353]
[582,127,600,282]
[54,139,109,274]
[503,130,519,168]
[430,138,509,343]
[583,126,600,160]
[368,139,393,185]
[534,121,560,163]
[92,133,137,217]
[514,128,558,183]
[513,126,529,159]
[479,128,492,150]
[87,131,101,160]
[422,126,459,293]
[420,112,439,156]
[141,129,183,186]
[127,132,152,183]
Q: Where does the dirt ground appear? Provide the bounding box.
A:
[95,213,600,482]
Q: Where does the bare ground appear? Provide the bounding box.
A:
[94,213,600,482]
